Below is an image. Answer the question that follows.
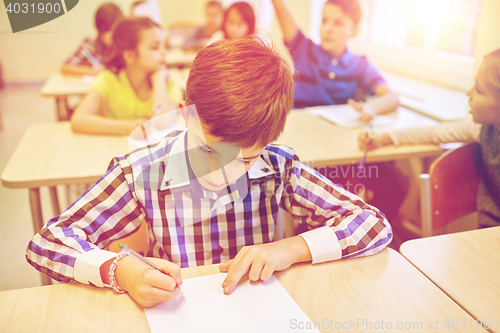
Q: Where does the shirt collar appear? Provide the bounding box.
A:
[161,133,277,191]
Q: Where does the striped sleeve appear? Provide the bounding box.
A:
[26,159,146,286]
[280,157,392,263]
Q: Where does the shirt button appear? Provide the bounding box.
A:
[212,246,224,255]
[331,59,339,66]
[328,72,336,80]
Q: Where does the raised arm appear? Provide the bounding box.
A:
[270,0,299,44]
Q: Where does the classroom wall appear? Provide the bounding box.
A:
[473,0,500,75]
[0,0,207,83]
[0,0,311,83]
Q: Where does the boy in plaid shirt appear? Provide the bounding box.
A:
[27,37,392,308]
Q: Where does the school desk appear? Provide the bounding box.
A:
[0,248,486,333]
[400,227,500,333]
[383,72,469,122]
[1,111,443,234]
[40,73,94,121]
[41,71,189,121]
[276,107,444,167]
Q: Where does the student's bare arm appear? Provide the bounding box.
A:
[61,63,103,76]
[219,236,312,295]
[71,91,147,135]
[348,84,399,122]
[270,0,299,44]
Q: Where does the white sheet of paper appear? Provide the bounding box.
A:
[144,273,320,333]
[305,104,396,128]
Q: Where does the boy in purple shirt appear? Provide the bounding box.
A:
[271,0,398,122]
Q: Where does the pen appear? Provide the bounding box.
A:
[120,243,165,273]
[358,123,373,171]
[152,104,161,118]
[82,48,101,69]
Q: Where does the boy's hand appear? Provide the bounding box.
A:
[347,99,376,122]
[219,236,311,295]
[358,130,392,151]
[115,256,182,308]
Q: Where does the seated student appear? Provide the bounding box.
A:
[208,1,256,44]
[71,17,183,136]
[271,0,398,121]
[359,49,500,229]
[272,0,406,225]
[27,37,392,308]
[183,1,224,52]
[61,3,123,77]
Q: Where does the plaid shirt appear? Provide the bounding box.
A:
[65,36,107,67]
[26,131,392,287]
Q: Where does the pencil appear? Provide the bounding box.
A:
[358,123,373,171]
[120,244,165,273]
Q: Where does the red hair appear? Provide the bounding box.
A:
[186,37,294,148]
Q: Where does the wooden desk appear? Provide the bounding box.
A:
[41,73,93,121]
[401,227,500,332]
[1,121,128,227]
[383,72,469,122]
[0,249,484,333]
[276,108,444,167]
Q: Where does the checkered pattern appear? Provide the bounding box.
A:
[65,36,106,67]
[26,131,392,283]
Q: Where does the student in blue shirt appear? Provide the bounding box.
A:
[271,0,398,122]
[271,0,406,226]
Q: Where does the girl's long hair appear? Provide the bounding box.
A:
[103,17,160,74]
[223,2,255,39]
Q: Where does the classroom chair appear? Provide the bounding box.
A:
[419,142,481,237]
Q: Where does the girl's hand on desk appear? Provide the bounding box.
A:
[358,130,392,151]
[219,236,312,295]
[115,256,182,308]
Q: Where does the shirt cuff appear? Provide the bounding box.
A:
[74,249,117,288]
[299,226,342,264]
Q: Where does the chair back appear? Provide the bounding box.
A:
[420,142,481,235]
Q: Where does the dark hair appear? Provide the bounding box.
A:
[223,2,255,39]
[325,0,361,27]
[207,0,222,10]
[103,17,160,73]
[186,37,294,148]
[95,3,123,35]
